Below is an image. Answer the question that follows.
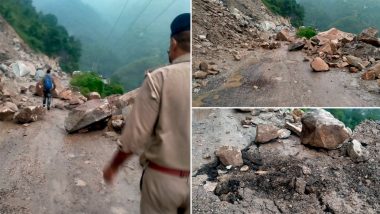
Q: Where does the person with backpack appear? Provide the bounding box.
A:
[42,68,56,110]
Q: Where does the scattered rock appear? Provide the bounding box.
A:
[193,71,208,79]
[311,57,329,72]
[276,29,293,42]
[75,179,87,187]
[256,124,280,143]
[294,177,306,194]
[301,109,351,149]
[346,55,365,70]
[240,165,249,172]
[199,62,208,72]
[347,139,369,162]
[285,122,302,137]
[215,146,243,167]
[311,28,354,46]
[64,99,112,133]
[11,61,36,77]
[14,106,46,124]
[349,67,359,73]
[278,129,291,139]
[0,102,18,121]
[361,71,376,80]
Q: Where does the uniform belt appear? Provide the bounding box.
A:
[148,162,190,177]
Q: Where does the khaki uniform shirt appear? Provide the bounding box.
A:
[120,54,190,171]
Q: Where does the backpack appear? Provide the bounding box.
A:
[43,75,53,91]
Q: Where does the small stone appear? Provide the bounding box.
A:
[199,62,208,72]
[75,179,87,187]
[216,146,243,167]
[295,177,306,194]
[193,71,208,79]
[311,57,329,72]
[278,129,291,139]
[203,181,217,192]
[226,165,232,170]
[349,67,359,73]
[240,165,249,172]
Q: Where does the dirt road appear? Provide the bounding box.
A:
[193,45,380,107]
[0,109,141,214]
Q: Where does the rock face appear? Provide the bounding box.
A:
[11,61,36,77]
[64,99,112,133]
[301,109,351,149]
[358,28,380,47]
[88,92,101,100]
[256,124,280,143]
[311,57,329,72]
[0,102,18,121]
[14,106,46,124]
[215,146,243,167]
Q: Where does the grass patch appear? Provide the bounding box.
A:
[296,26,317,39]
[70,72,124,98]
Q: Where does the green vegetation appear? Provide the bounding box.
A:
[326,109,380,129]
[261,0,304,27]
[0,0,81,72]
[296,26,317,39]
[297,0,380,34]
[70,72,124,98]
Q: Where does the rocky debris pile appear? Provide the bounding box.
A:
[192,0,292,84]
[193,109,379,213]
[287,27,380,84]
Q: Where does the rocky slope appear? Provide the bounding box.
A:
[192,0,380,107]
[0,14,142,213]
[192,109,380,213]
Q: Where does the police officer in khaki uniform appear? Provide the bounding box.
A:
[103,13,190,214]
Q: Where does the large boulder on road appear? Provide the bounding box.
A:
[301,109,351,149]
[311,57,329,72]
[64,99,112,133]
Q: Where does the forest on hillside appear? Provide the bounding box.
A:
[297,0,380,33]
[0,0,81,72]
[262,0,304,27]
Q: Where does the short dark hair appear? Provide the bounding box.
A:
[173,30,190,52]
[47,68,51,74]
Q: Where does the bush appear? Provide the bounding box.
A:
[70,72,124,97]
[296,26,317,39]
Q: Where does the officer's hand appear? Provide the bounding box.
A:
[103,165,117,185]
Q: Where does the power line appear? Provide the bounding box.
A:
[140,0,176,34]
[113,0,153,46]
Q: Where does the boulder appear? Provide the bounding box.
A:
[11,61,36,77]
[215,146,243,167]
[358,27,380,47]
[301,109,351,149]
[347,139,369,162]
[346,55,365,70]
[106,89,139,115]
[318,42,337,55]
[35,75,64,98]
[0,102,18,121]
[311,57,329,72]
[256,124,280,143]
[88,92,101,100]
[64,99,112,133]
[311,28,354,46]
[14,106,46,124]
[367,62,380,77]
[361,71,376,80]
[107,114,125,133]
[276,29,293,42]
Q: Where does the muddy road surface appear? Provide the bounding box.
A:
[0,109,141,214]
[193,46,380,107]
